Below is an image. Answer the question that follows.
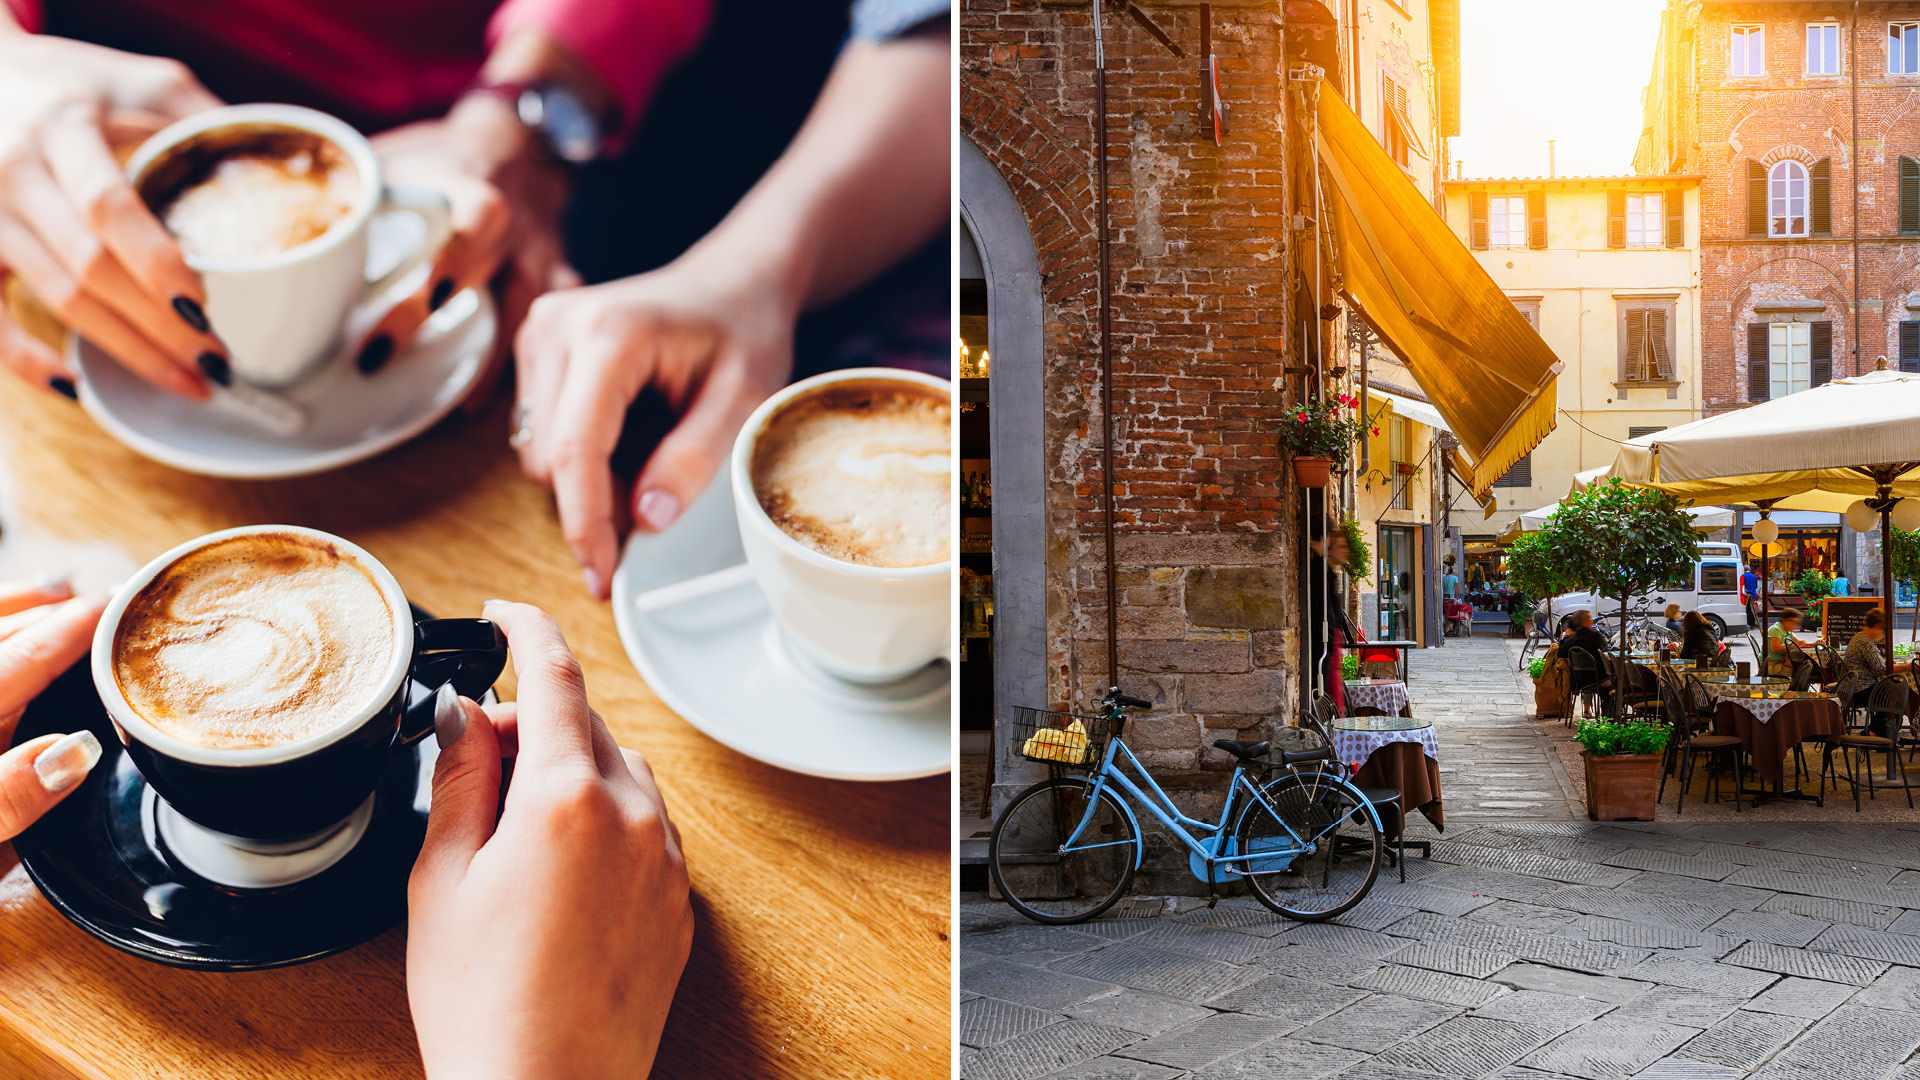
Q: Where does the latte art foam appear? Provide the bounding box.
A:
[113,534,397,750]
[750,378,951,568]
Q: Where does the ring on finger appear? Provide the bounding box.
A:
[508,403,533,449]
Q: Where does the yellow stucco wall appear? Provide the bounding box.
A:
[1439,181,1703,538]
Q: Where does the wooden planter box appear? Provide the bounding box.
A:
[1582,751,1661,821]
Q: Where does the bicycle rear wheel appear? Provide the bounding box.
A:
[989,776,1138,924]
[1237,771,1380,921]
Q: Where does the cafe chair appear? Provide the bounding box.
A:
[1309,692,1422,883]
[1811,643,1842,687]
[1566,647,1607,720]
[1822,676,1916,811]
[1681,672,1717,728]
[1661,683,1743,814]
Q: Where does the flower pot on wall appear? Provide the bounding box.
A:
[1582,751,1661,821]
[1292,456,1333,488]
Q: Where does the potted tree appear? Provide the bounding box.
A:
[1543,479,1700,724]
[1789,568,1834,632]
[1278,392,1374,488]
[1894,525,1920,644]
[1575,717,1671,820]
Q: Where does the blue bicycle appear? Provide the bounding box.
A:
[988,688,1383,923]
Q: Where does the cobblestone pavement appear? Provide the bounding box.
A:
[961,821,1920,1079]
[1408,634,1582,823]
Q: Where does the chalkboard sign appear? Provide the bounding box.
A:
[1823,597,1884,650]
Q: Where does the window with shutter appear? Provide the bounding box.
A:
[1900,157,1919,235]
[1748,161,1768,236]
[1769,321,1812,397]
[1607,189,1627,248]
[1526,190,1547,249]
[1809,320,1832,386]
[1469,190,1489,249]
[1892,22,1920,74]
[1492,454,1532,489]
[1487,196,1526,247]
[1628,426,1667,439]
[1769,160,1809,237]
[1665,187,1685,246]
[1748,322,1771,401]
[1624,308,1650,380]
[1902,321,1920,372]
[1649,308,1673,379]
[1810,159,1831,235]
[1732,24,1765,75]
[1626,194,1662,245]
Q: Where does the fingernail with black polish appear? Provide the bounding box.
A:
[356,335,394,375]
[429,278,454,312]
[196,352,231,387]
[172,296,210,333]
[48,375,77,400]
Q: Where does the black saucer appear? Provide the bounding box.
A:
[9,606,463,971]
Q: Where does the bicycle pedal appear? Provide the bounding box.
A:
[1207,896,1218,909]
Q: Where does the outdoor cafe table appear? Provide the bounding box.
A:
[1711,693,1844,803]
[1695,673,1792,699]
[1342,677,1412,717]
[0,382,948,1079]
[1333,715,1443,836]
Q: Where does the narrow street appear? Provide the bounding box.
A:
[1408,632,1582,823]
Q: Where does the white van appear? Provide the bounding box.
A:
[1534,542,1749,639]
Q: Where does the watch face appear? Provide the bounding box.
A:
[533,87,600,165]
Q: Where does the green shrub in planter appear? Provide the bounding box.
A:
[1527,657,1546,681]
[1574,718,1671,757]
[1341,653,1360,681]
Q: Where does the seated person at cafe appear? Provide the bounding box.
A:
[1559,610,1612,694]
[1765,608,1804,677]
[1664,603,1684,637]
[1837,607,1912,732]
[1676,610,1722,665]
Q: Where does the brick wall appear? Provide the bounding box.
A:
[1673,4,1920,411]
[963,0,1308,890]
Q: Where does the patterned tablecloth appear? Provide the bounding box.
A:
[1333,724,1440,770]
[1715,694,1827,724]
[1343,679,1411,717]
[1699,680,1792,702]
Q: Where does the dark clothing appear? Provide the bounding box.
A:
[1306,550,1354,666]
[1678,626,1720,664]
[1560,627,1611,692]
[1665,618,1685,637]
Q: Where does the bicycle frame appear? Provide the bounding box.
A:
[1059,732,1377,878]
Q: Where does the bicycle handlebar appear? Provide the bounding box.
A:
[1103,688,1151,710]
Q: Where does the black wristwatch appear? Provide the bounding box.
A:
[471,81,608,166]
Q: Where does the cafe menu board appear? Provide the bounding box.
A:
[1822,597,1883,650]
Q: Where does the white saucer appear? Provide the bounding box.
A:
[71,287,494,479]
[610,471,951,782]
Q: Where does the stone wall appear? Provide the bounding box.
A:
[962,0,1308,891]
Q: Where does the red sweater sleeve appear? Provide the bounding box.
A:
[5,0,43,30]
[487,0,709,147]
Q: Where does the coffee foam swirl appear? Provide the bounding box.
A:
[113,535,396,750]
[751,379,951,569]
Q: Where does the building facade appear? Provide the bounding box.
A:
[1636,1,1920,589]
[1439,177,1705,543]
[958,0,1483,890]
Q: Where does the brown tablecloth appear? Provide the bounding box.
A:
[1713,698,1844,785]
[1353,742,1444,839]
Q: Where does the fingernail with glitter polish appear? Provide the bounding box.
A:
[34,731,102,793]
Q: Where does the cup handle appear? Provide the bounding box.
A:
[365,184,454,295]
[400,618,508,745]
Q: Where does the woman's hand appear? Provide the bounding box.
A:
[512,254,796,598]
[0,30,225,400]
[359,94,579,391]
[0,579,109,841]
[408,600,692,1080]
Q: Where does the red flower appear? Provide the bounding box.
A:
[1371,427,1381,436]
[1351,399,1361,410]
[1297,413,1308,423]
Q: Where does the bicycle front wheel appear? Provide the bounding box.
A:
[1237,771,1381,922]
[989,776,1139,924]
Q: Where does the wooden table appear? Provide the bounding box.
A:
[0,382,951,1079]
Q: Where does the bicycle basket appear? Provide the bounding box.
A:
[1009,707,1108,768]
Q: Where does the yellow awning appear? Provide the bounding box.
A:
[1313,80,1563,498]
[1444,448,1497,520]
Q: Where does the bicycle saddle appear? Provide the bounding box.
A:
[1212,739,1270,760]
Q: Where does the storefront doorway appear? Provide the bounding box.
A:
[1378,525,1418,640]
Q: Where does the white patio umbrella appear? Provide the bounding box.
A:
[1598,367,1920,669]
[1498,500,1733,543]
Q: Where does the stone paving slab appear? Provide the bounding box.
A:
[1740,977,1858,1019]
[962,1021,1141,1080]
[1851,964,1920,1011]
[1605,987,1745,1029]
[1517,1017,1698,1079]
[1375,1014,1558,1077]
[1631,1060,1745,1080]
[1049,943,1257,1002]
[1038,1060,1184,1080]
[1291,994,1460,1052]
[1488,963,1652,1004]
[1540,886,1733,932]
[965,960,1121,1010]
[1805,922,1920,967]
[1064,987,1217,1037]
[1748,1002,1920,1080]
[1756,891,1901,928]
[1127,922,1281,965]
[1701,910,1830,948]
[1720,940,1888,986]
[1621,955,1779,997]
[1206,972,1366,1024]
[1559,916,1742,955]
[1187,1036,1369,1079]
[1354,964,1513,1007]
[1670,1009,1808,1072]
[1114,1014,1295,1070]
[1469,990,1616,1031]
[1383,940,1521,979]
[1252,943,1390,983]
[963,996,1070,1047]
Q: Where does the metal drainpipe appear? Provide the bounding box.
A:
[1852,1,1861,375]
[1094,0,1120,688]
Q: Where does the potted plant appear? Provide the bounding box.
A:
[1790,568,1834,630]
[1278,392,1374,488]
[1339,517,1373,585]
[1575,718,1671,821]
